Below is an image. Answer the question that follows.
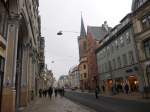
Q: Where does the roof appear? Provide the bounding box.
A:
[87,26,111,41]
[132,0,148,11]
[80,15,86,37]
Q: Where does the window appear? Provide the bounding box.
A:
[105,63,107,72]
[83,41,87,50]
[122,54,128,66]
[83,64,86,69]
[108,61,112,71]
[111,43,114,53]
[120,36,124,47]
[126,32,131,44]
[115,40,119,50]
[128,51,135,64]
[117,57,121,68]
[113,59,116,70]
[84,73,87,78]
[144,39,150,59]
[107,46,110,56]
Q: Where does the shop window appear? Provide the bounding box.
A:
[144,39,150,59]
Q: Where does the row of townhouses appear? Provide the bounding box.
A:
[78,0,150,94]
[0,0,54,112]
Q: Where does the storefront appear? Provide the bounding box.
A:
[127,75,139,92]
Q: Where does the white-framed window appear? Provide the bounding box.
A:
[126,32,131,44]
[128,51,135,65]
[117,56,122,68]
[122,54,128,66]
[120,36,124,47]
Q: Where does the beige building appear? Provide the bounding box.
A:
[0,0,41,112]
[132,0,150,87]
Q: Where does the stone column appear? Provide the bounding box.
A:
[20,42,28,107]
[1,15,20,112]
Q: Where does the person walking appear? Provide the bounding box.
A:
[95,86,99,99]
[124,83,129,94]
[39,89,42,98]
[62,87,65,97]
[48,87,53,99]
[54,88,58,98]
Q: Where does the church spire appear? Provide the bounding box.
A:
[80,14,86,37]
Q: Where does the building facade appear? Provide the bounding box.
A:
[132,0,150,87]
[96,14,143,94]
[0,0,41,112]
[69,65,80,89]
[78,16,89,90]
[87,22,111,90]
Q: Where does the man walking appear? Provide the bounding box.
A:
[48,87,53,99]
[95,86,99,99]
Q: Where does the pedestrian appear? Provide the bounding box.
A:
[48,87,53,99]
[102,85,105,94]
[62,87,65,96]
[54,88,58,98]
[95,86,99,99]
[39,89,42,98]
[124,83,129,94]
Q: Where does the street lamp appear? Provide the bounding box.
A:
[57,30,79,36]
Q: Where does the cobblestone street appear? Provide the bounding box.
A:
[22,96,96,112]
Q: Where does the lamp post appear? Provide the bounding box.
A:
[57,30,79,36]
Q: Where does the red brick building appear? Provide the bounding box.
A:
[87,22,111,90]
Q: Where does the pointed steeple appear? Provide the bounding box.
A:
[80,14,86,37]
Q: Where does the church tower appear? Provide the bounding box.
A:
[78,15,87,60]
[78,15,89,90]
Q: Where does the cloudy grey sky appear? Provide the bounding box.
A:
[39,0,132,80]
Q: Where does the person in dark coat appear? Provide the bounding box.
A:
[39,89,42,98]
[54,88,58,98]
[95,86,99,99]
[124,83,129,94]
[48,87,53,99]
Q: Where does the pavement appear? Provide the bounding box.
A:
[21,95,96,112]
[72,89,150,103]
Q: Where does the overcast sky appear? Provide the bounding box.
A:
[39,0,132,80]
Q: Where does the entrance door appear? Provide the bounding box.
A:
[146,64,150,86]
[128,75,139,92]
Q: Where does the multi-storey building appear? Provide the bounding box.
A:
[0,0,7,110]
[78,16,89,90]
[69,65,80,89]
[0,0,41,112]
[132,0,150,87]
[87,22,111,90]
[58,75,70,88]
[96,14,143,94]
